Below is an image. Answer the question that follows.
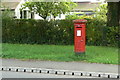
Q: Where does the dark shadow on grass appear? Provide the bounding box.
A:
[68,54,87,61]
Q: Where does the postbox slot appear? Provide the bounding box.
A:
[76,27,82,28]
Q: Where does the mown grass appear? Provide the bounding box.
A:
[1,43,118,64]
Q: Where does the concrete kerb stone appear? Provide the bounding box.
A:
[100,73,109,78]
[104,73,119,78]
[1,66,7,71]
[0,67,2,71]
[87,72,100,77]
[41,69,48,74]
[16,67,25,72]
[36,68,51,73]
[73,71,83,76]
[30,68,37,73]
[64,71,73,75]
[2,66,14,71]
[44,69,56,74]
[55,70,66,75]
[1,66,119,79]
[82,71,90,76]
[36,68,42,73]
[25,68,32,73]
[8,67,21,72]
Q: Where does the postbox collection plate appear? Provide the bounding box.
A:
[77,30,81,36]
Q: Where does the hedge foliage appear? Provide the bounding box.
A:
[2,19,74,45]
[2,19,119,47]
[86,18,119,47]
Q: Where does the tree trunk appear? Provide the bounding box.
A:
[43,17,47,20]
[53,16,56,20]
[39,14,47,20]
[118,1,120,26]
[107,2,119,27]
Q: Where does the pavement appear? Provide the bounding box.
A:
[1,58,118,74]
[2,71,97,78]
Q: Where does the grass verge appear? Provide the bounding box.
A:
[1,43,118,64]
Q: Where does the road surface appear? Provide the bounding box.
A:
[2,71,97,78]
[2,59,118,73]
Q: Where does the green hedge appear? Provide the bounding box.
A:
[2,19,74,45]
[2,19,119,47]
[86,17,119,47]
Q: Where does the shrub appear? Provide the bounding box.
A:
[1,9,15,20]
[106,26,119,47]
[2,19,119,47]
[65,14,82,20]
[2,19,74,45]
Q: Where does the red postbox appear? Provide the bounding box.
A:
[73,19,87,55]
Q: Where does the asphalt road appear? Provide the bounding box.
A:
[2,58,118,73]
[2,71,97,78]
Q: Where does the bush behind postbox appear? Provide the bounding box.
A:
[2,19,119,47]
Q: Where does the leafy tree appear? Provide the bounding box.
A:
[21,1,77,20]
[0,7,14,20]
[51,2,77,19]
[107,2,120,26]
[94,3,107,21]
